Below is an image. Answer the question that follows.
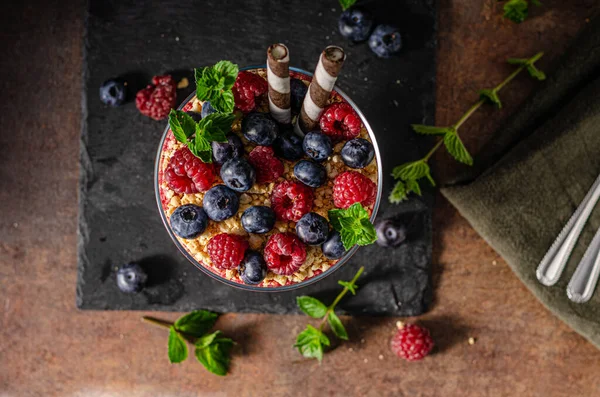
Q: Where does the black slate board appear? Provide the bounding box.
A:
[77,0,437,315]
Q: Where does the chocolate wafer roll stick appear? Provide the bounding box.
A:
[296,45,346,135]
[267,43,291,124]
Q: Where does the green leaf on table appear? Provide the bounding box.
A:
[338,280,357,295]
[503,0,529,23]
[194,331,235,376]
[328,203,377,250]
[294,325,330,362]
[174,310,218,338]
[168,326,188,364]
[444,131,473,166]
[406,178,423,196]
[296,296,328,318]
[338,0,357,11]
[391,159,430,181]
[411,124,453,135]
[525,64,546,81]
[168,110,196,143]
[389,180,407,204]
[327,312,348,340]
[478,89,502,108]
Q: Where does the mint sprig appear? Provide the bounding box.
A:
[390,52,546,203]
[502,0,542,23]
[194,60,239,113]
[143,310,234,376]
[294,267,364,362]
[328,203,377,250]
[338,0,357,11]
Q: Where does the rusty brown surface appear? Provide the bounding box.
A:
[1,1,600,396]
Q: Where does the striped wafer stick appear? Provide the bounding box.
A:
[267,43,291,124]
[295,45,346,135]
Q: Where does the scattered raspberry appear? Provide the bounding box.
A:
[248,146,284,184]
[319,102,362,141]
[390,323,434,361]
[207,233,249,270]
[135,75,177,120]
[165,147,215,193]
[271,181,314,222]
[332,171,376,209]
[264,233,306,275]
[232,71,268,113]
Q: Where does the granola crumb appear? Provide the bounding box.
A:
[492,260,497,266]
[348,347,354,352]
[177,77,189,89]
[468,337,476,345]
[363,358,368,363]
[378,354,384,360]
[396,321,405,329]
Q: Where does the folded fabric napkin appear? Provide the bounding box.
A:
[441,18,600,348]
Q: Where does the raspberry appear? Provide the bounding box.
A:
[248,146,284,184]
[232,71,268,113]
[390,323,434,361]
[271,181,314,222]
[319,102,362,141]
[332,171,376,209]
[207,233,248,270]
[165,147,215,193]
[264,233,306,275]
[135,75,177,120]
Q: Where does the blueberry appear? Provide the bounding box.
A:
[238,250,267,285]
[375,219,407,247]
[99,79,126,107]
[186,111,202,122]
[242,112,279,145]
[296,213,330,246]
[341,138,375,169]
[170,204,208,238]
[201,101,217,118]
[303,131,332,162]
[338,7,374,42]
[290,78,308,113]
[273,131,304,160]
[368,25,402,58]
[220,157,256,192]
[294,160,327,188]
[321,231,347,259]
[241,206,276,234]
[116,262,148,293]
[212,133,244,165]
[203,185,240,221]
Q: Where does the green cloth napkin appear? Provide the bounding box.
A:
[441,19,600,348]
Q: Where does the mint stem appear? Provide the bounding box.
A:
[423,139,444,162]
[143,316,174,329]
[319,266,364,331]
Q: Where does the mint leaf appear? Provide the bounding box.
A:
[503,0,529,23]
[168,327,188,364]
[211,90,235,114]
[194,331,234,376]
[200,113,234,141]
[405,178,422,196]
[174,310,218,338]
[391,160,430,181]
[168,110,196,143]
[478,89,502,108]
[294,325,330,362]
[338,0,357,11]
[531,0,542,6]
[525,64,546,81]
[328,203,377,250]
[444,132,473,166]
[327,312,348,340]
[194,61,239,113]
[411,124,453,135]
[213,61,239,90]
[389,181,408,203]
[296,296,328,318]
[338,280,357,295]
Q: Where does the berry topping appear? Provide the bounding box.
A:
[165,147,215,194]
[375,219,407,248]
[273,130,304,160]
[295,213,330,246]
[241,206,276,234]
[338,7,374,42]
[202,185,240,221]
[201,101,217,118]
[369,25,402,58]
[294,160,327,188]
[290,78,308,113]
[207,233,248,270]
[212,133,244,165]
[99,79,126,107]
[170,204,209,239]
[264,233,307,275]
[341,138,375,169]
[271,181,314,222]
[242,112,279,146]
[321,231,347,259]
[233,71,268,113]
[391,323,434,361]
[248,146,284,184]
[333,171,377,209]
[303,131,332,162]
[319,102,362,142]
[116,263,148,294]
[220,157,256,192]
[135,74,177,120]
[238,250,268,285]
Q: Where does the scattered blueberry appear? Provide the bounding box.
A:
[368,25,402,58]
[170,204,208,239]
[201,101,217,118]
[241,206,276,234]
[212,133,244,165]
[242,112,279,145]
[203,185,240,221]
[186,111,202,122]
[238,250,267,285]
[321,231,347,259]
[116,262,148,293]
[220,157,256,192]
[375,219,407,247]
[338,7,374,42]
[273,131,304,160]
[303,131,332,162]
[296,212,330,245]
[341,138,375,169]
[294,160,327,188]
[290,78,308,113]
[99,79,126,107]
